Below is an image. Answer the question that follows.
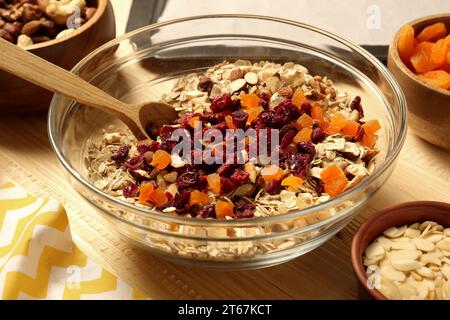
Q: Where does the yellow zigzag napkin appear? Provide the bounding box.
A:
[0,180,147,300]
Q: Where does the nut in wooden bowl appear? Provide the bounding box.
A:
[387,14,450,150]
[0,0,115,114]
[351,201,450,300]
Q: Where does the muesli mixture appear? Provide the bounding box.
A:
[86,60,381,219]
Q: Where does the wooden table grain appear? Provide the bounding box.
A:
[0,112,449,299]
[1,0,449,299]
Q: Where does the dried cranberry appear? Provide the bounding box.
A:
[217,164,235,176]
[198,76,213,92]
[297,141,316,159]
[259,110,276,127]
[137,140,160,154]
[231,110,248,129]
[350,96,364,119]
[111,145,129,162]
[178,113,203,129]
[272,113,290,128]
[315,180,325,195]
[145,123,160,140]
[122,183,139,198]
[178,171,198,189]
[230,169,250,185]
[279,124,295,138]
[198,174,208,191]
[173,190,191,214]
[232,98,242,111]
[234,201,255,219]
[280,130,296,149]
[220,176,236,194]
[265,179,281,195]
[353,126,364,142]
[279,124,297,148]
[311,126,327,144]
[160,125,176,141]
[274,99,301,120]
[202,112,219,124]
[124,155,144,171]
[300,102,312,115]
[160,140,177,153]
[210,94,233,113]
[259,92,271,109]
[212,121,228,134]
[166,192,174,202]
[288,153,311,178]
[198,204,216,218]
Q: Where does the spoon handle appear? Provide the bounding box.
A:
[0,39,132,119]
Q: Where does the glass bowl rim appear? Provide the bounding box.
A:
[48,14,408,227]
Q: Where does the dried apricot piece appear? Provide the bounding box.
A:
[325,126,341,135]
[225,115,237,129]
[215,200,234,219]
[431,38,448,65]
[362,119,381,134]
[189,190,210,206]
[361,132,378,148]
[295,113,313,130]
[138,182,154,204]
[410,42,439,73]
[320,164,346,183]
[311,104,324,121]
[150,150,171,170]
[293,127,312,143]
[188,116,201,129]
[330,113,347,130]
[246,106,264,124]
[281,176,304,191]
[261,164,284,183]
[292,88,307,107]
[324,178,348,197]
[341,120,360,137]
[416,22,447,43]
[420,70,450,89]
[320,164,348,197]
[398,24,415,64]
[207,173,221,194]
[240,93,260,108]
[148,187,168,206]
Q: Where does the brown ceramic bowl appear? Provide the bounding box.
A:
[351,201,450,300]
[0,0,115,114]
[388,14,450,150]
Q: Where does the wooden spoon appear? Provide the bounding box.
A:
[0,39,179,140]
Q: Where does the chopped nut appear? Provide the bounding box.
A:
[228,78,246,93]
[365,221,449,300]
[244,72,258,85]
[230,68,246,81]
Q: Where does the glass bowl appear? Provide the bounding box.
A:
[48,15,407,269]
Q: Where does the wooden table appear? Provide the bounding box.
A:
[1,1,449,299]
[1,112,449,300]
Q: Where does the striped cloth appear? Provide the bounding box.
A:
[0,179,147,300]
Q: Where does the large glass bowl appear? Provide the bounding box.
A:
[48,15,407,269]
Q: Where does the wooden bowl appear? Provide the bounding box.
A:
[351,201,450,300]
[0,0,115,114]
[387,14,450,150]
